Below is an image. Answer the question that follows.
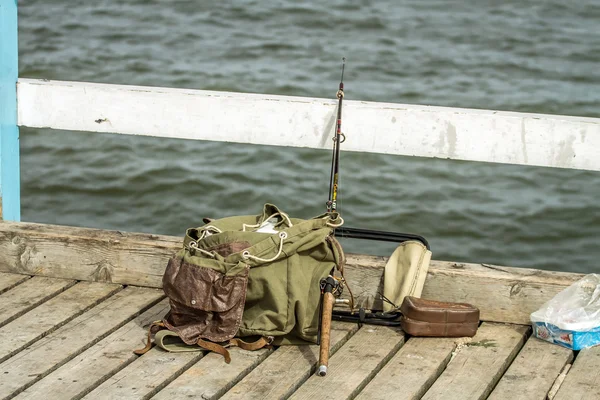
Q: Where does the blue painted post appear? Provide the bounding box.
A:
[0,0,20,221]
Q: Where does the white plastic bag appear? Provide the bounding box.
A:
[530,273,600,350]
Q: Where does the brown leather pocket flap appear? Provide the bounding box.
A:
[162,256,249,313]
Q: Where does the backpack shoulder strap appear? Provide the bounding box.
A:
[133,324,273,364]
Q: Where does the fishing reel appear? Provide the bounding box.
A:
[319,275,345,297]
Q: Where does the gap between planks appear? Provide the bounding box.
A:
[487,335,573,400]
[547,363,571,400]
[288,324,405,400]
[0,286,164,400]
[82,349,205,400]
[356,336,459,400]
[0,281,122,364]
[0,276,77,329]
[219,322,360,400]
[151,345,274,400]
[421,322,530,400]
[553,345,600,400]
[0,273,31,295]
[14,300,171,400]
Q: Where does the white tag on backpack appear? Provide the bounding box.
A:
[255,219,279,234]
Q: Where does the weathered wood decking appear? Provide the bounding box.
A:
[0,222,598,399]
[0,221,586,325]
[0,271,597,400]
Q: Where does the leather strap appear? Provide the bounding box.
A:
[135,326,272,363]
[133,321,165,355]
[196,338,232,364]
[229,336,274,351]
[194,336,273,363]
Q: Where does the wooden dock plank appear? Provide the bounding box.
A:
[356,337,458,400]
[0,276,75,327]
[421,261,583,327]
[554,345,600,400]
[0,286,163,399]
[0,273,29,295]
[220,322,359,400]
[0,222,178,287]
[14,300,170,400]
[488,336,573,400]
[288,325,405,400]
[0,281,121,363]
[152,347,273,400]
[421,323,529,400]
[82,348,204,400]
[0,221,584,325]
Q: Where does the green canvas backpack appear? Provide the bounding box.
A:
[135,204,347,362]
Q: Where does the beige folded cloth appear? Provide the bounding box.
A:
[383,241,432,312]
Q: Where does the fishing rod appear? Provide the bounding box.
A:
[324,58,430,250]
[326,58,346,213]
[318,58,431,377]
[320,61,345,376]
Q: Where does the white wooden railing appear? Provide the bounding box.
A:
[5,77,600,222]
[18,79,600,172]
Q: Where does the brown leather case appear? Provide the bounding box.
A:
[401,316,479,337]
[400,296,479,337]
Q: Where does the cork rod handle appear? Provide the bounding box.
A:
[317,291,335,376]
